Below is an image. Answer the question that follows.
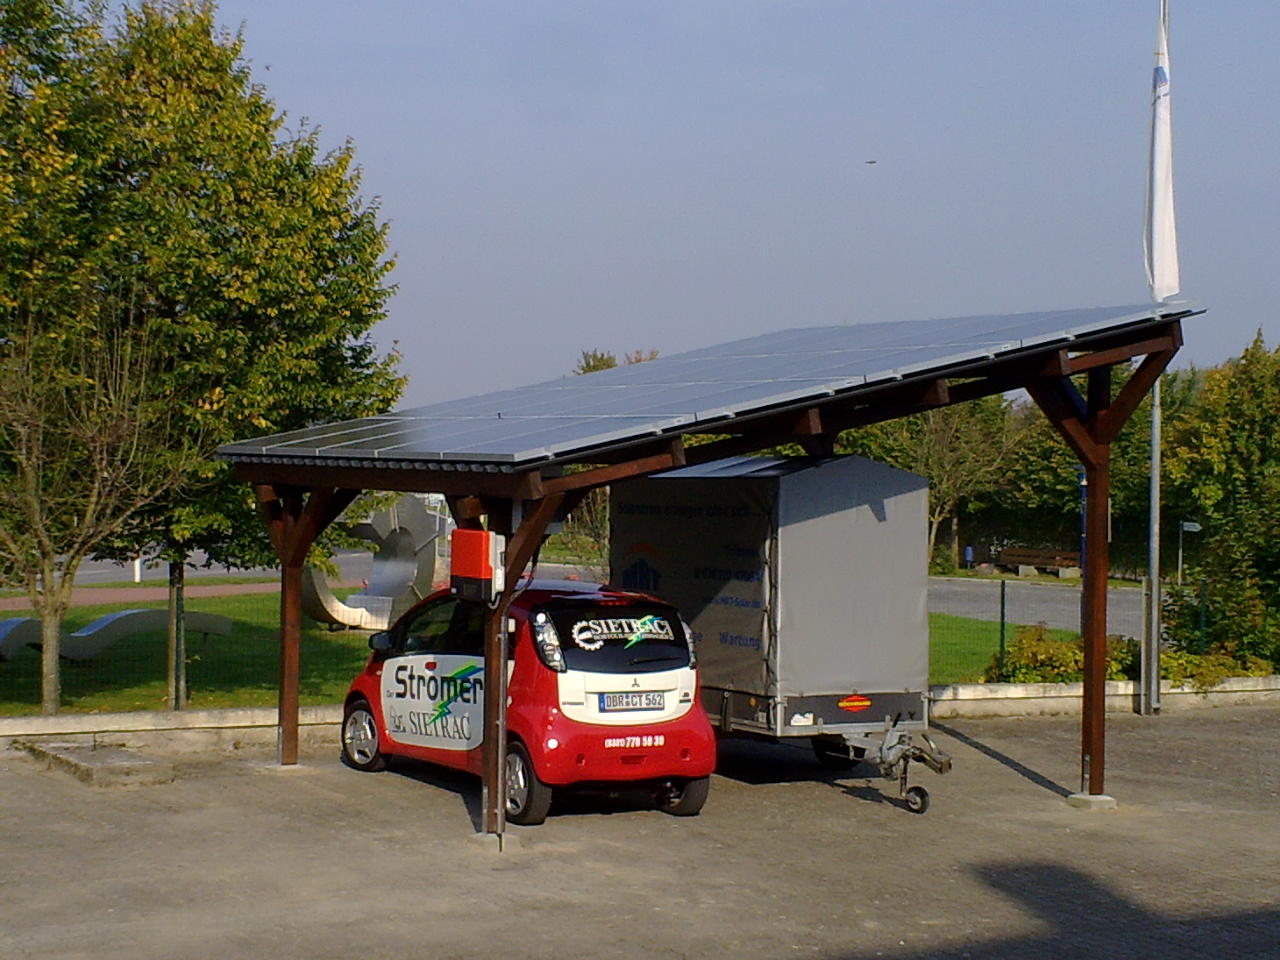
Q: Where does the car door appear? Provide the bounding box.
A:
[379,596,486,765]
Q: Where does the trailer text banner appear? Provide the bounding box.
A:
[611,456,929,706]
[612,474,776,695]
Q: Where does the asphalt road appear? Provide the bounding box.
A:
[928,577,1147,637]
[71,550,373,586]
[66,558,1146,637]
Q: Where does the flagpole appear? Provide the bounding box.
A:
[1142,0,1178,716]
[1144,380,1162,714]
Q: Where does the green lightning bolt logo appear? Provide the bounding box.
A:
[428,662,483,723]
[624,615,660,649]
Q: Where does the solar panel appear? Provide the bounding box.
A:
[219,303,1195,469]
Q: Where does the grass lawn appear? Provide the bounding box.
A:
[0,592,370,716]
[928,612,1079,685]
[0,591,1077,715]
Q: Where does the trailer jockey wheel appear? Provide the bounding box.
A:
[904,785,929,814]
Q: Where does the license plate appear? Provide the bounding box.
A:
[598,691,665,712]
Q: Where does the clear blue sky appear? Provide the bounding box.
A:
[212,1,1279,409]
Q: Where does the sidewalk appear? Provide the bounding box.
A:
[0,580,284,612]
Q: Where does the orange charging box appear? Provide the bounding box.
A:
[450,529,506,601]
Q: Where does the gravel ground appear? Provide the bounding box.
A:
[2,704,1277,959]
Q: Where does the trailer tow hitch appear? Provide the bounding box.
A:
[848,715,951,814]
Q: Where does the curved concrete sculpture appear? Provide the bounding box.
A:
[0,609,232,662]
[302,494,450,631]
[0,617,41,662]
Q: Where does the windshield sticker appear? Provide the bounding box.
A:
[571,615,674,651]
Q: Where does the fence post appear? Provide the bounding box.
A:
[1198,577,1208,653]
[998,578,1008,681]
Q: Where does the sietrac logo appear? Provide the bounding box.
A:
[570,615,674,651]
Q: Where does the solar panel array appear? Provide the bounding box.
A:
[219,303,1192,469]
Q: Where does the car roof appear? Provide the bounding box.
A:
[507,579,669,612]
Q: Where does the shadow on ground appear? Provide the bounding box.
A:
[833,862,1279,959]
[931,719,1073,797]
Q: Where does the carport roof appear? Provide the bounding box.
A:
[218,302,1197,472]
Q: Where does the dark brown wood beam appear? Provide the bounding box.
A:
[1067,329,1181,375]
[446,495,486,529]
[235,462,543,501]
[540,439,686,495]
[479,493,567,836]
[1026,377,1100,466]
[253,484,361,766]
[1096,348,1177,444]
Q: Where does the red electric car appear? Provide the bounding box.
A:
[341,579,716,824]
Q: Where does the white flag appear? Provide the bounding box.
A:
[1145,0,1180,302]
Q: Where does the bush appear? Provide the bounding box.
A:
[1163,568,1280,663]
[980,623,1270,688]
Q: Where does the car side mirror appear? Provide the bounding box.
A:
[369,631,393,653]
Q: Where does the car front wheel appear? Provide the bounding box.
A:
[341,700,387,771]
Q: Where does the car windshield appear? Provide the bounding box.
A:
[543,603,689,674]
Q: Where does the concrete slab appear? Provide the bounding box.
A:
[14,738,175,787]
[1066,792,1119,810]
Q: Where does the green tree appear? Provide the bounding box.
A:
[572,347,658,376]
[962,367,1202,572]
[1,0,402,711]
[1164,333,1280,663]
[839,395,1028,569]
[558,347,659,571]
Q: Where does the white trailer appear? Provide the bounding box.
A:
[610,455,950,811]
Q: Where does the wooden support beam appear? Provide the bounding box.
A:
[1026,377,1100,466]
[1067,329,1181,375]
[446,495,485,529]
[1078,368,1112,796]
[480,493,567,836]
[540,439,686,495]
[1096,348,1177,444]
[254,484,360,765]
[1039,350,1072,377]
[235,461,543,501]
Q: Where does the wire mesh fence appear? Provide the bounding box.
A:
[928,577,1147,685]
[0,592,370,716]
[2,575,1155,713]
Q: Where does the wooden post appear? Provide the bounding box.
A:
[479,493,566,836]
[279,558,305,764]
[256,485,361,766]
[1029,352,1175,799]
[1080,369,1112,794]
[1081,452,1110,793]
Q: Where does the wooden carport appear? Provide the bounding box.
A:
[220,302,1199,834]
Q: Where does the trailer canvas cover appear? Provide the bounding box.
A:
[611,456,929,733]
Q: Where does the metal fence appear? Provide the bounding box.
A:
[928,577,1146,685]
[3,574,1154,713]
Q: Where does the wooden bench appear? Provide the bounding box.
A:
[996,547,1082,577]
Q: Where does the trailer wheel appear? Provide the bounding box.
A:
[811,736,861,770]
[904,785,930,814]
[656,776,710,816]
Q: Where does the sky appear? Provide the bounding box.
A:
[210,1,1280,410]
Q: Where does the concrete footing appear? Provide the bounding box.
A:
[1066,792,1118,811]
